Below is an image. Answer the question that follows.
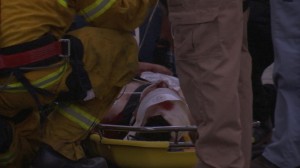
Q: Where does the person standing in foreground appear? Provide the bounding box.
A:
[251,0,300,167]
[167,0,253,167]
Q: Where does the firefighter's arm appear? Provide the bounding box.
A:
[74,0,158,32]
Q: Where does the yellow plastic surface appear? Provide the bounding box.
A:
[89,134,197,168]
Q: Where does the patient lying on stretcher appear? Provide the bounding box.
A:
[99,63,195,142]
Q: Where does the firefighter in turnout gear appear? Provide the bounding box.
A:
[0,0,157,167]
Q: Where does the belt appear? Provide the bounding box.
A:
[0,35,70,72]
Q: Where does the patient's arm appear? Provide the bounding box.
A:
[137,62,173,76]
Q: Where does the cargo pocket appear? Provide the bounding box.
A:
[172,18,221,61]
[168,0,221,60]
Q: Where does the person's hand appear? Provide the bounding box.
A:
[137,62,173,76]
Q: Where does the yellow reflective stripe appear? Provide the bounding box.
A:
[0,151,15,166]
[58,0,68,8]
[80,0,116,21]
[3,64,67,92]
[58,104,99,130]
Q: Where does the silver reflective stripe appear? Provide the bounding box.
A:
[3,64,66,92]
[59,104,99,130]
[80,0,115,21]
[58,0,68,7]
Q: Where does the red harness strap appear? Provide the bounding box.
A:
[0,41,62,69]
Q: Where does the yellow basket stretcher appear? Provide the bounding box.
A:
[86,124,198,168]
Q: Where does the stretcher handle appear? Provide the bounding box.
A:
[96,124,197,148]
[97,121,261,132]
[96,124,197,133]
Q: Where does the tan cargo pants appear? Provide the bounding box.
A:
[167,0,252,167]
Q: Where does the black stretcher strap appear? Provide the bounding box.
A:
[117,83,151,126]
